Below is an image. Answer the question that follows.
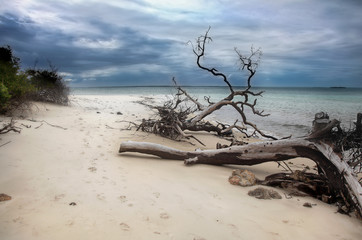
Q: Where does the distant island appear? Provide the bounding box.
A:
[330,86,346,89]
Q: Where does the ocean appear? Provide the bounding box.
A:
[71,86,362,138]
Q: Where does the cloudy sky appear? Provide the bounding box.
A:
[1,0,361,87]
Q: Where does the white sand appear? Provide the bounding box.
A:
[0,95,361,240]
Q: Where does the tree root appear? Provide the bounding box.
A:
[0,119,21,134]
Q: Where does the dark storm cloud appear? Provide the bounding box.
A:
[0,10,177,85]
[0,0,361,87]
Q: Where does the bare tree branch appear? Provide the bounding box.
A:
[0,119,21,134]
[134,28,281,143]
[172,77,204,111]
[188,26,234,94]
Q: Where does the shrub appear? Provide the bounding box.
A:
[0,82,11,110]
[0,46,35,113]
[0,45,69,114]
[27,66,69,105]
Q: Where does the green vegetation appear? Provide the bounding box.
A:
[0,45,34,113]
[27,65,69,105]
[0,45,69,114]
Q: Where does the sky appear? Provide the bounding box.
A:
[1,0,361,87]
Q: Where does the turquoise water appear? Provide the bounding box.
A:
[71,86,362,138]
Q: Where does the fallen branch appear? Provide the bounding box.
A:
[119,138,362,218]
[0,119,21,134]
[27,119,67,130]
[134,28,279,142]
[0,141,11,148]
[173,77,204,111]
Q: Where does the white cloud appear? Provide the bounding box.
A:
[78,63,171,79]
[73,38,122,49]
[79,66,120,78]
[124,63,172,74]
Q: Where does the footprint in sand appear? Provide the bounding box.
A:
[153,192,160,198]
[12,216,24,223]
[54,194,66,201]
[97,193,106,201]
[65,220,75,226]
[88,167,97,172]
[119,222,130,231]
[160,213,170,219]
[119,195,127,203]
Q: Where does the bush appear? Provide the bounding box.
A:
[0,46,35,113]
[0,82,11,109]
[0,45,69,114]
[27,66,69,105]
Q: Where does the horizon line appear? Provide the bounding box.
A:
[70,85,358,89]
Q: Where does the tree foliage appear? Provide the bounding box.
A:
[0,45,34,113]
[0,45,69,114]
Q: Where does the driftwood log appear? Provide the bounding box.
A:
[119,113,362,217]
[119,138,362,217]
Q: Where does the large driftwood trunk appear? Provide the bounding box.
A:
[119,139,362,217]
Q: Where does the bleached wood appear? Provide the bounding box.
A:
[119,139,362,217]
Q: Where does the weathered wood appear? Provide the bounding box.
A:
[120,139,313,165]
[133,28,277,141]
[307,119,340,139]
[119,139,362,217]
[0,119,21,134]
[356,113,362,135]
[312,112,330,133]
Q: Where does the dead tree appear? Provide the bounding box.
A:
[182,27,277,139]
[119,28,362,217]
[134,27,277,142]
[119,113,362,218]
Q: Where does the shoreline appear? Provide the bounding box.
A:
[68,87,362,140]
[0,95,361,239]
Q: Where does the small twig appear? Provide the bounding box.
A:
[27,119,67,130]
[175,124,205,146]
[106,124,121,130]
[276,161,292,172]
[0,141,11,148]
[117,120,141,131]
[283,161,294,173]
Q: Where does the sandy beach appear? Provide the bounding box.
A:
[0,94,361,240]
